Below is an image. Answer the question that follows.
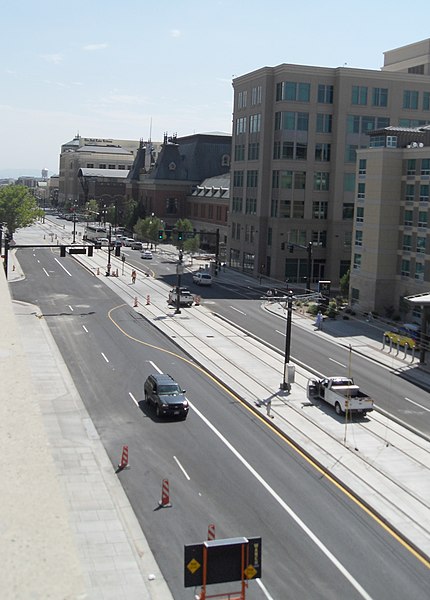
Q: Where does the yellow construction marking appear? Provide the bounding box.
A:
[108,304,430,571]
[187,558,201,574]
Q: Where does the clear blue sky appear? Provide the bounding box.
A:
[1,0,430,177]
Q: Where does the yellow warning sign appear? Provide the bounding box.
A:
[244,564,257,579]
[187,558,201,574]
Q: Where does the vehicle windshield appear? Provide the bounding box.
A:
[158,385,181,395]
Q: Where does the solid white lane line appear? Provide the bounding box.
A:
[229,306,246,315]
[404,396,430,412]
[82,325,88,333]
[54,257,72,276]
[101,352,109,363]
[275,329,285,336]
[68,305,74,311]
[149,360,163,373]
[329,357,347,368]
[128,392,139,407]
[189,401,374,600]
[256,578,276,600]
[174,456,191,480]
[42,268,50,277]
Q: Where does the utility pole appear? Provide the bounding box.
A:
[175,250,183,314]
[281,291,295,392]
[106,224,112,276]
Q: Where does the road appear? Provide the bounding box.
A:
[10,244,430,599]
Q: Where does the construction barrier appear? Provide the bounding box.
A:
[118,445,129,470]
[146,295,151,305]
[133,297,138,307]
[159,478,172,508]
[208,523,215,540]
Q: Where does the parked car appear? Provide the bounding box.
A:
[131,241,144,250]
[193,272,213,286]
[141,250,153,259]
[168,287,194,307]
[95,237,110,247]
[144,373,189,419]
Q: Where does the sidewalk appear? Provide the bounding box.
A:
[2,251,173,598]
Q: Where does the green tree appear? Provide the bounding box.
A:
[339,269,350,298]
[183,234,200,254]
[0,185,42,237]
[134,216,164,244]
[174,218,193,246]
[85,199,100,221]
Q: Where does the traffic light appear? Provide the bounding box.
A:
[289,244,294,253]
[177,231,183,241]
[60,245,66,257]
[158,230,164,240]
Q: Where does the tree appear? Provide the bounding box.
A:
[134,216,164,244]
[339,269,350,298]
[0,185,42,237]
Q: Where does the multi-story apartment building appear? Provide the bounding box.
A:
[350,125,430,317]
[228,38,430,291]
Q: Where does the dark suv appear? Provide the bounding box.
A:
[144,373,189,419]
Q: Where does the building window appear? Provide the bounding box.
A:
[118,165,125,170]
[99,164,106,169]
[249,114,261,133]
[372,87,388,107]
[275,111,308,130]
[343,203,354,219]
[405,184,415,202]
[344,231,352,247]
[318,84,333,104]
[352,85,368,105]
[415,262,425,281]
[409,65,424,74]
[419,184,429,202]
[272,170,279,188]
[245,197,257,214]
[345,145,358,162]
[418,211,428,228]
[407,159,416,175]
[267,227,272,246]
[401,259,410,277]
[294,171,306,189]
[351,288,360,302]
[236,117,247,134]
[345,173,357,192]
[312,230,327,247]
[270,196,278,217]
[108,164,115,169]
[403,90,419,110]
[246,170,258,187]
[280,141,307,160]
[251,85,262,105]
[356,206,364,223]
[86,163,94,168]
[312,201,328,219]
[232,197,243,213]
[233,170,244,187]
[404,209,413,226]
[402,234,412,251]
[248,142,260,160]
[316,113,332,133]
[416,236,426,254]
[357,182,365,199]
[369,136,386,148]
[358,159,367,175]
[314,172,330,191]
[424,92,430,111]
[421,158,430,175]
[276,81,310,102]
[234,144,245,161]
[386,136,398,148]
[293,200,305,218]
[353,253,362,269]
[355,230,363,246]
[238,90,247,109]
[315,143,331,161]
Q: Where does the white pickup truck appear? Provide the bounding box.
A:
[307,376,374,416]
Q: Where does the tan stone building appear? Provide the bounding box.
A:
[228,39,430,291]
[350,125,430,317]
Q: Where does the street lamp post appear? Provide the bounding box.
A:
[281,291,295,392]
[175,252,184,314]
[72,200,78,244]
[106,224,112,276]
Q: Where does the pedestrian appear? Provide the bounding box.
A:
[315,311,323,330]
[265,397,274,418]
[367,311,373,322]
[131,270,136,284]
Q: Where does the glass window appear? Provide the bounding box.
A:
[238,90,247,109]
[312,230,327,247]
[294,171,306,189]
[419,184,429,202]
[405,184,415,201]
[318,84,333,104]
[272,170,279,188]
[249,114,261,133]
[345,145,358,162]
[248,142,259,160]
[347,115,360,133]
[424,92,430,111]
[277,81,310,102]
[233,170,244,187]
[402,234,412,251]
[352,85,368,105]
[314,172,329,191]
[403,90,419,109]
[416,236,426,253]
[246,170,258,187]
[415,262,424,281]
[280,171,292,189]
[234,144,245,161]
[245,197,257,214]
[232,197,243,213]
[355,230,363,246]
[296,143,307,160]
[386,136,398,148]
[273,141,280,159]
[401,259,410,276]
[313,201,328,219]
[418,211,428,227]
[357,183,365,199]
[316,113,332,133]
[407,159,416,175]
[293,200,304,218]
[267,227,272,246]
[251,85,262,105]
[356,206,364,223]
[315,143,331,161]
[236,117,247,134]
[372,87,388,107]
[353,253,362,269]
[282,142,294,160]
[344,173,356,192]
[343,203,354,219]
[359,159,366,175]
[421,158,430,175]
[404,209,413,226]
